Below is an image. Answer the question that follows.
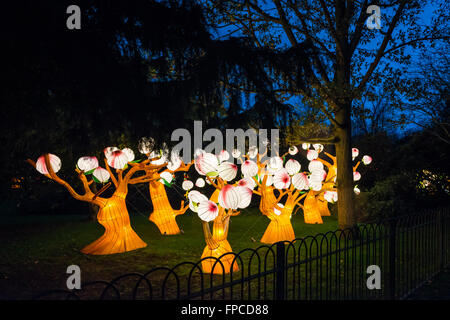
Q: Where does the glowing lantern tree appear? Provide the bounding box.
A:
[187,150,252,274]
[236,146,310,244]
[27,148,164,255]
[300,143,372,220]
[299,143,335,220]
[138,138,193,235]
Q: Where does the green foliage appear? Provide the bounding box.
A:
[364,172,419,221]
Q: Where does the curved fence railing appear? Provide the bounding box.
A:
[33,207,450,300]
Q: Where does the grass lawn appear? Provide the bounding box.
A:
[0,207,338,299]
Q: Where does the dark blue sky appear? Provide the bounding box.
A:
[209,1,447,136]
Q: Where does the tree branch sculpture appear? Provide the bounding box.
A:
[186,150,251,274]
[28,147,163,255]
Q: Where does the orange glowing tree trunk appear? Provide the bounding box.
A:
[200,188,240,274]
[302,190,324,224]
[253,153,306,244]
[28,154,163,255]
[81,187,146,255]
[259,186,297,244]
[316,194,330,216]
[316,152,337,216]
[147,162,192,235]
[148,181,186,235]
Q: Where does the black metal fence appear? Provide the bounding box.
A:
[34,207,450,300]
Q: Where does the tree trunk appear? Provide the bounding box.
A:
[260,189,296,243]
[200,209,239,274]
[335,104,356,230]
[148,180,183,235]
[316,194,331,216]
[88,183,99,221]
[81,192,147,255]
[303,190,323,224]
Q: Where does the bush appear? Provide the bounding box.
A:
[363,172,419,221]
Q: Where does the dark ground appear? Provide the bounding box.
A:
[408,268,450,300]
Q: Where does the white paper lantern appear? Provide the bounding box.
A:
[273,169,291,189]
[353,171,361,181]
[241,160,258,178]
[218,161,238,181]
[195,152,219,176]
[288,146,298,155]
[231,149,241,158]
[182,180,194,191]
[313,144,324,152]
[167,152,182,171]
[121,148,135,162]
[285,159,301,175]
[218,185,241,209]
[354,187,361,195]
[307,149,318,161]
[302,143,310,150]
[268,156,283,171]
[77,156,98,172]
[218,150,230,162]
[308,160,324,172]
[104,147,119,160]
[309,179,323,191]
[324,190,338,203]
[188,190,208,212]
[247,146,258,159]
[352,148,359,159]
[236,186,252,209]
[36,154,62,175]
[107,150,129,169]
[195,178,205,188]
[93,167,110,183]
[237,177,257,190]
[309,169,327,182]
[159,171,173,184]
[362,155,372,165]
[292,173,309,190]
[197,200,219,222]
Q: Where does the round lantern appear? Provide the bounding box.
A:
[93,167,110,183]
[197,200,219,222]
[241,160,258,178]
[36,154,62,175]
[77,156,98,172]
[285,159,301,175]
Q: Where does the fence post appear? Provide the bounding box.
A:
[388,219,397,300]
[440,210,445,270]
[276,241,286,300]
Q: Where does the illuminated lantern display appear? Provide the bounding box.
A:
[138,139,193,235]
[245,149,307,243]
[188,151,252,274]
[28,149,165,255]
[302,144,372,219]
[313,151,337,217]
[242,143,372,243]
